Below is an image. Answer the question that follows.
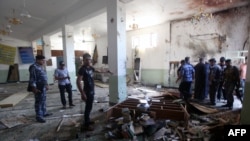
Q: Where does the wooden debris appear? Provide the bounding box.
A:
[0,92,29,108]
[56,118,64,132]
[189,102,218,114]
[0,115,30,128]
[134,125,143,135]
[46,114,84,120]
[95,81,109,88]
[153,127,167,140]
[181,104,190,128]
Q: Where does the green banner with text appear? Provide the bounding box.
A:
[0,44,16,65]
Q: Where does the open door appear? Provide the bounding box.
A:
[134,58,141,82]
[7,64,19,82]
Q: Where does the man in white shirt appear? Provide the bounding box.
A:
[54,61,75,109]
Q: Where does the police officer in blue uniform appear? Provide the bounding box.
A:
[29,55,52,123]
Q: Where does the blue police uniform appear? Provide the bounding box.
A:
[29,62,48,121]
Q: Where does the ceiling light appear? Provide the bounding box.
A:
[191,8,213,24]
[129,23,139,30]
[9,18,23,25]
[119,0,134,4]
[129,16,139,30]
[8,9,23,25]
[0,24,12,35]
[0,30,9,35]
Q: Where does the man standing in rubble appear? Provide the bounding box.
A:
[217,57,226,101]
[208,58,221,105]
[54,61,75,109]
[76,53,95,131]
[178,57,195,101]
[222,59,240,109]
[29,55,52,123]
[194,57,207,101]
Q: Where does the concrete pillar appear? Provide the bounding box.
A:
[42,36,54,84]
[62,25,77,90]
[240,49,250,124]
[31,41,37,57]
[107,0,127,105]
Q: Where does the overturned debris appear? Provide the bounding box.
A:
[106,98,186,121]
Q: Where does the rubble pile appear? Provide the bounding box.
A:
[103,91,241,141]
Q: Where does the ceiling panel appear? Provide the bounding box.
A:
[0,0,249,41]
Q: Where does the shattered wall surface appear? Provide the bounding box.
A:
[170,5,250,62]
[95,5,250,87]
[168,5,250,87]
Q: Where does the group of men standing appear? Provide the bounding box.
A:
[28,54,96,131]
[176,56,247,109]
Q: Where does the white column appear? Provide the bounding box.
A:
[42,36,54,84]
[31,41,37,57]
[62,25,77,90]
[240,49,250,124]
[107,0,127,105]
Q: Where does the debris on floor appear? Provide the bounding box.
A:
[0,115,31,128]
[102,91,242,141]
[0,92,30,108]
[0,83,243,141]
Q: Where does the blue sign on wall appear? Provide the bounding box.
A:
[18,47,35,64]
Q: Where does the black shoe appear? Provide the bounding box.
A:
[44,113,53,117]
[89,121,95,125]
[62,105,66,109]
[69,104,75,107]
[221,104,229,107]
[83,125,94,131]
[37,118,46,123]
[210,102,216,106]
[221,104,232,108]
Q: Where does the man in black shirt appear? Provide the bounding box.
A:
[208,58,221,105]
[217,57,226,101]
[76,53,95,131]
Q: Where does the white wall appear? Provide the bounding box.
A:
[95,5,250,87]
[95,22,171,69]
[94,36,108,68]
[126,23,171,69]
[50,36,95,52]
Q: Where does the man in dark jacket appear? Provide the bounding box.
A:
[217,57,226,101]
[208,58,221,105]
[222,59,240,109]
[194,57,207,100]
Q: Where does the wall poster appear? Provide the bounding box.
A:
[0,44,16,65]
[18,47,35,64]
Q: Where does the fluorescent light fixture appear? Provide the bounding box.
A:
[119,0,134,4]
